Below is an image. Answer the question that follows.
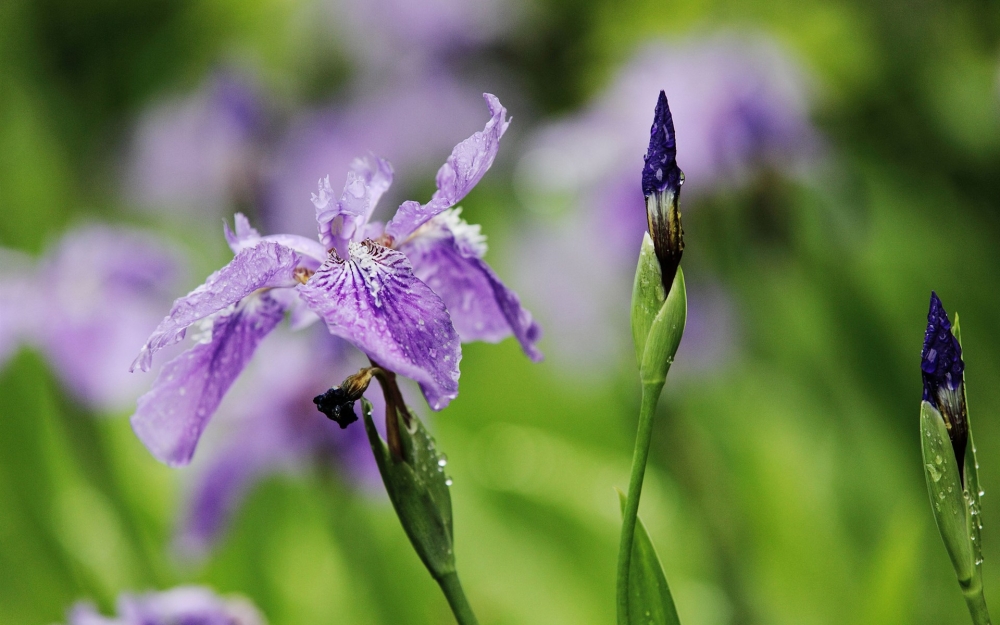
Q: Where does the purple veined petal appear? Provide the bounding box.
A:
[297,240,461,409]
[130,293,285,467]
[131,240,299,372]
[385,93,510,240]
[224,213,262,253]
[314,157,393,254]
[400,209,542,361]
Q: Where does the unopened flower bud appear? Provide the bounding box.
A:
[919,293,989,621]
[921,292,968,478]
[642,90,685,294]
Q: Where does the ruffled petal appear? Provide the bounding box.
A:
[131,240,299,372]
[402,209,542,361]
[261,234,327,268]
[314,157,393,253]
[297,240,461,409]
[223,213,261,253]
[385,93,510,240]
[130,294,285,466]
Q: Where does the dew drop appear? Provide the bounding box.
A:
[935,454,943,465]
[445,478,453,486]
[437,455,448,468]
[926,463,942,482]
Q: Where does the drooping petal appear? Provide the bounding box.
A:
[130,294,284,466]
[314,157,393,253]
[297,240,460,409]
[131,240,299,372]
[401,209,542,361]
[385,93,510,240]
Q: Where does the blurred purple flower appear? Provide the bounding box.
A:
[0,226,186,411]
[325,0,519,69]
[175,328,384,556]
[124,72,265,219]
[67,585,264,625]
[515,35,817,374]
[131,93,540,468]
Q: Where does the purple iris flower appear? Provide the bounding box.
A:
[131,93,541,467]
[0,226,185,412]
[514,34,817,374]
[67,585,264,625]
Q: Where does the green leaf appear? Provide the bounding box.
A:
[631,232,666,366]
[617,489,681,625]
[921,401,976,584]
[362,399,455,579]
[952,315,984,573]
[631,233,687,388]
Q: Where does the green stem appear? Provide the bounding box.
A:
[962,578,992,625]
[616,381,665,624]
[438,572,480,625]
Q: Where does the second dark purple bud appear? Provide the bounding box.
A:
[642,90,685,294]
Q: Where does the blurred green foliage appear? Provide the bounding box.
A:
[2,0,1000,624]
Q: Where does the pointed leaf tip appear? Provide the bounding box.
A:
[617,490,682,625]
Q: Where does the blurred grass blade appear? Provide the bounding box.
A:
[617,489,681,625]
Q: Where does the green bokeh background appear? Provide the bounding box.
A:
[2,0,1000,623]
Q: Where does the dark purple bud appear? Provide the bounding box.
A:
[642,91,685,293]
[641,91,682,197]
[314,367,382,429]
[921,291,967,478]
[314,387,359,429]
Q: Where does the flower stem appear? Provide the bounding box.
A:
[438,571,480,625]
[962,578,992,625]
[616,380,665,624]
